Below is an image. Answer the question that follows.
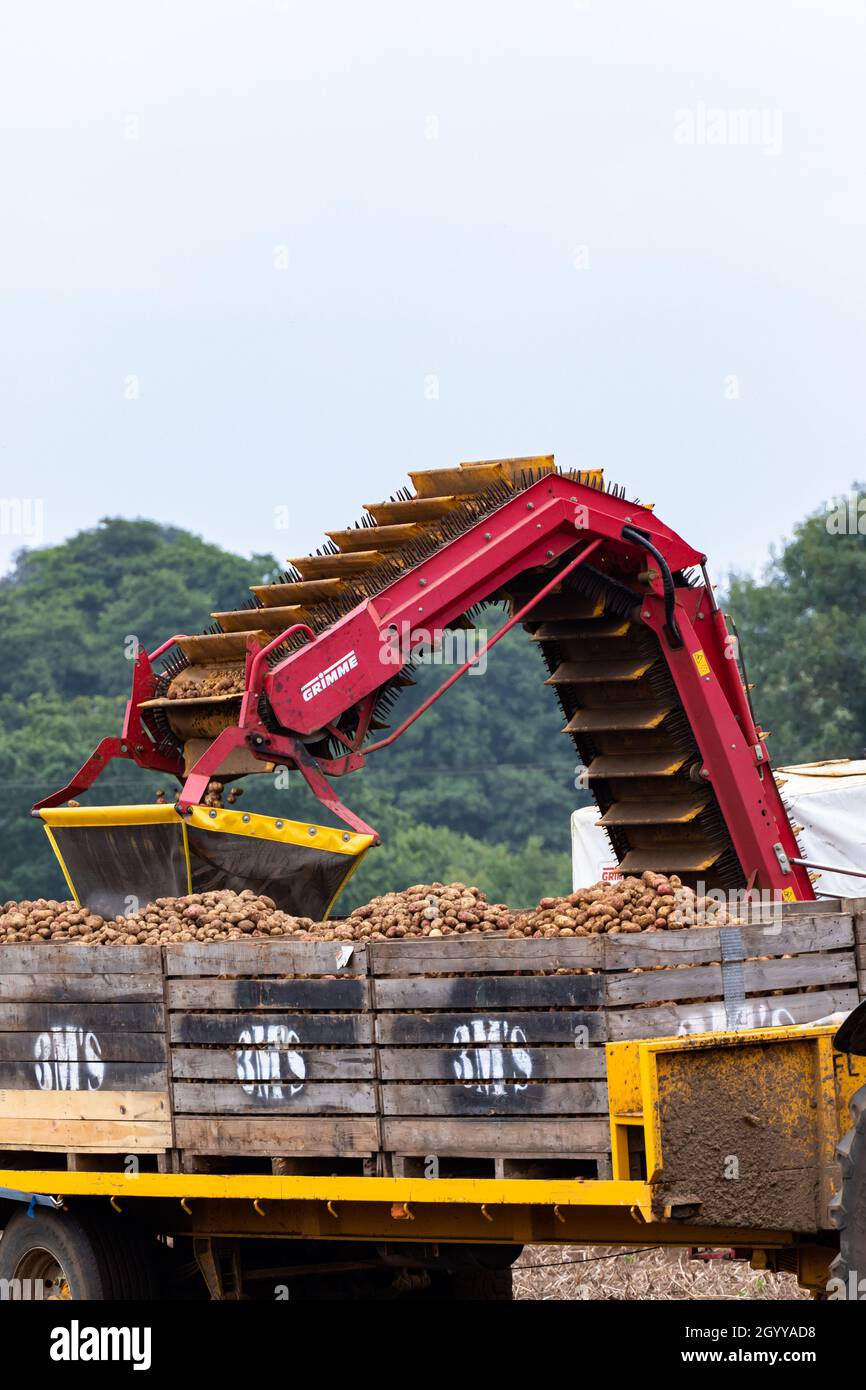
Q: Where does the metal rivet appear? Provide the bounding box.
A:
[546,550,554,558]
[526,502,534,510]
[342,833,350,842]
[484,532,491,540]
[418,578,427,586]
[242,814,250,823]
[275,820,284,829]
[308,827,317,836]
[209,809,217,819]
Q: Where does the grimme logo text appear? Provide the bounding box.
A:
[301,650,358,702]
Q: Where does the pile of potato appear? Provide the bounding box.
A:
[345,883,513,938]
[0,891,319,945]
[509,872,730,937]
[0,874,730,947]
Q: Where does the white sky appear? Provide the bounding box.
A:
[1,0,864,581]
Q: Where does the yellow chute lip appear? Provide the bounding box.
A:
[38,804,181,828]
[37,803,374,857]
[184,804,374,857]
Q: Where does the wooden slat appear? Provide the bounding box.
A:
[409,463,505,497]
[460,454,556,482]
[369,938,601,975]
[618,847,721,873]
[605,952,854,1007]
[599,795,708,827]
[286,551,387,579]
[172,1049,373,1081]
[166,978,368,1011]
[380,1082,608,1117]
[531,618,630,642]
[326,523,422,552]
[251,578,347,607]
[546,658,655,684]
[564,703,671,733]
[376,1011,606,1046]
[0,1061,167,1090]
[179,631,269,662]
[0,973,163,1003]
[374,974,604,1011]
[510,594,604,621]
[603,917,854,970]
[211,604,310,634]
[0,1003,163,1032]
[170,1013,372,1045]
[607,988,860,1042]
[175,1116,378,1156]
[0,1120,172,1151]
[172,1083,377,1115]
[0,1090,169,1121]
[377,1047,607,1081]
[365,496,461,525]
[0,945,159,974]
[165,941,368,976]
[587,753,687,778]
[0,1032,166,1063]
[382,1117,610,1156]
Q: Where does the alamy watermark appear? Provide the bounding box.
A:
[380,623,488,674]
[826,494,866,535]
[0,497,44,543]
[674,103,783,158]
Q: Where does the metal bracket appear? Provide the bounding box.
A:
[0,1187,63,1209]
[719,926,746,1030]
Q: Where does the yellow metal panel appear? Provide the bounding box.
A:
[41,825,80,904]
[185,804,373,858]
[39,804,182,828]
[0,1170,651,1212]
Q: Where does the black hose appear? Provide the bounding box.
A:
[621,525,684,648]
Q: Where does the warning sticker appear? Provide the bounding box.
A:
[781,886,798,902]
[692,649,711,678]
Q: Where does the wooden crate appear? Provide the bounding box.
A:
[0,906,857,1176]
[0,945,170,1155]
[368,937,610,1177]
[366,910,858,1177]
[602,910,859,1040]
[164,941,378,1163]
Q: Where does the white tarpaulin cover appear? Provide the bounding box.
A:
[571,759,866,898]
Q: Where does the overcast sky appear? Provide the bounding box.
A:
[1,0,863,583]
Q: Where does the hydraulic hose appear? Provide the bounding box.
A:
[621,524,684,648]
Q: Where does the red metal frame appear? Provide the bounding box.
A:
[36,474,815,898]
[32,640,186,812]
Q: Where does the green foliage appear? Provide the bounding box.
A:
[725,485,866,765]
[0,518,277,702]
[339,812,572,912]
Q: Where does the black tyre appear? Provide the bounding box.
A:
[829,1082,866,1298]
[0,1208,164,1300]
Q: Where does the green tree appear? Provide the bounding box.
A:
[726,485,866,765]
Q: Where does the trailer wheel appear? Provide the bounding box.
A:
[0,1208,162,1300]
[829,1083,866,1298]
